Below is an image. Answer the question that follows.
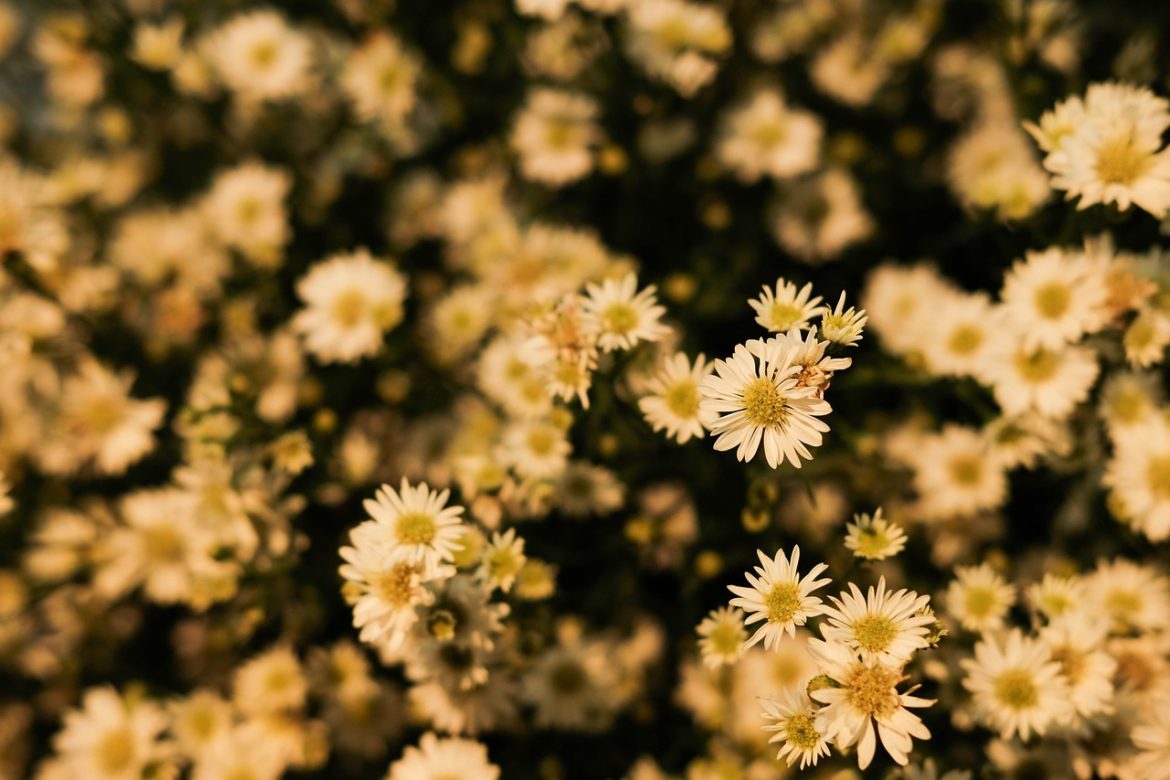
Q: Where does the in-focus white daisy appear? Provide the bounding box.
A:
[715,87,822,182]
[292,249,407,364]
[818,291,868,348]
[700,336,832,469]
[961,628,1069,740]
[361,478,467,578]
[761,686,831,769]
[946,563,1016,633]
[844,508,907,561]
[580,273,670,352]
[696,606,748,669]
[1000,248,1109,349]
[809,639,934,770]
[748,278,822,333]
[727,546,831,650]
[637,351,716,444]
[820,577,934,666]
[387,732,500,780]
[340,538,438,652]
[205,9,313,103]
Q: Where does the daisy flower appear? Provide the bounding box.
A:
[844,508,907,561]
[1103,417,1170,541]
[727,546,831,650]
[340,535,439,652]
[908,426,1007,519]
[809,639,934,770]
[696,606,748,669]
[580,273,670,352]
[52,687,168,780]
[638,351,716,444]
[1085,559,1170,635]
[502,418,572,479]
[1124,307,1170,367]
[387,733,500,780]
[921,292,1005,379]
[761,686,831,769]
[361,478,467,577]
[291,249,408,364]
[961,628,1069,740]
[341,32,421,129]
[1036,82,1170,217]
[748,278,822,333]
[946,563,1016,633]
[1038,615,1116,720]
[201,160,292,266]
[510,88,602,186]
[1131,695,1170,780]
[818,291,868,348]
[231,646,307,717]
[477,528,527,593]
[820,578,934,666]
[205,9,313,103]
[983,341,1099,419]
[1000,248,1109,349]
[1025,573,1086,622]
[700,336,832,469]
[715,87,822,182]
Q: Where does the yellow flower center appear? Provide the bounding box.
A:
[767,301,807,331]
[947,324,984,355]
[1050,644,1086,684]
[250,40,279,69]
[96,727,136,773]
[142,524,185,563]
[1033,282,1071,319]
[601,301,639,336]
[845,664,899,718]
[550,660,587,694]
[765,581,802,625]
[665,381,699,418]
[947,454,984,487]
[1145,455,1170,499]
[853,614,899,653]
[1014,347,1059,383]
[742,376,789,428]
[395,512,437,546]
[330,289,367,329]
[527,427,557,457]
[1094,132,1151,185]
[706,620,745,657]
[964,585,998,619]
[993,668,1039,710]
[784,713,821,749]
[373,562,417,607]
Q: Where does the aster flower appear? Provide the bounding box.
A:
[699,335,832,469]
[52,687,169,780]
[727,546,831,650]
[809,638,934,770]
[696,606,748,669]
[820,578,934,666]
[999,248,1109,349]
[818,291,868,348]
[844,508,907,560]
[961,628,1069,740]
[946,563,1016,634]
[206,9,314,103]
[361,478,467,578]
[748,278,823,333]
[580,273,670,352]
[387,733,500,780]
[637,351,716,444]
[761,686,831,769]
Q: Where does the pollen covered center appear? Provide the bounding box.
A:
[742,376,789,428]
[993,668,1039,710]
[765,581,802,625]
[395,512,437,546]
[853,614,899,653]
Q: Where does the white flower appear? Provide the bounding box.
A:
[983,341,1099,419]
[1124,307,1170,367]
[340,537,440,652]
[946,563,1016,633]
[52,687,168,780]
[1103,416,1170,541]
[908,426,1007,520]
[478,528,527,593]
[818,291,868,348]
[961,628,1069,740]
[748,278,823,333]
[1000,248,1109,349]
[387,733,500,780]
[844,508,907,561]
[206,9,313,103]
[341,32,421,129]
[761,686,831,769]
[1131,695,1170,780]
[201,161,292,266]
[292,249,407,364]
[770,168,875,262]
[231,646,307,717]
[581,273,670,352]
[921,292,1006,379]
[510,88,602,186]
[809,639,934,769]
[1085,558,1170,635]
[1034,82,1170,217]
[716,87,822,182]
[727,546,831,650]
[820,577,934,666]
[361,478,467,578]
[1038,615,1116,721]
[696,606,748,669]
[700,335,833,469]
[637,351,716,444]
